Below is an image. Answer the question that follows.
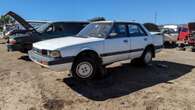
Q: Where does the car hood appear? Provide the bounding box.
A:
[33,36,104,50]
[5,11,36,32]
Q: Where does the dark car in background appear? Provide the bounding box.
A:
[5,11,89,52]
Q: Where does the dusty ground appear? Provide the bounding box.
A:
[1,39,195,110]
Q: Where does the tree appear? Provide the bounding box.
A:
[89,17,106,22]
[0,15,13,32]
[0,15,12,25]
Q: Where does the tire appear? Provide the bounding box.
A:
[131,48,153,66]
[71,56,103,81]
[141,48,153,65]
[164,41,170,48]
[192,47,195,52]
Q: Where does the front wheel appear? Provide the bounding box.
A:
[71,57,98,81]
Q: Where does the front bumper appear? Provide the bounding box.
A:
[28,50,73,71]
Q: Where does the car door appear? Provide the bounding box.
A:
[128,24,150,59]
[102,23,131,64]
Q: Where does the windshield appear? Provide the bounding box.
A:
[77,23,112,38]
[36,23,50,33]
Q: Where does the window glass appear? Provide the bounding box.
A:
[77,23,112,38]
[63,23,88,35]
[128,24,146,36]
[112,24,127,37]
[53,24,63,32]
[36,23,50,33]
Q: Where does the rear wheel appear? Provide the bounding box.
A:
[142,48,153,65]
[131,48,153,66]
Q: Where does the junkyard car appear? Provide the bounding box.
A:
[6,11,89,52]
[162,28,178,46]
[177,23,195,47]
[29,21,163,80]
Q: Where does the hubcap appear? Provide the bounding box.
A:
[144,51,152,64]
[76,62,93,78]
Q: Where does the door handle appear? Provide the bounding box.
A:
[123,40,128,43]
[144,38,148,41]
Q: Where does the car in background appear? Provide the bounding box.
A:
[29,21,163,80]
[177,23,195,48]
[161,28,178,46]
[177,26,188,45]
[187,22,195,46]
[5,11,89,52]
[163,24,179,32]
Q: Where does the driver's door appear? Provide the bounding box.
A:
[102,23,131,64]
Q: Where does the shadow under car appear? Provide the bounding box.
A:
[63,61,194,101]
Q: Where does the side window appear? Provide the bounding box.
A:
[111,24,128,37]
[54,24,64,32]
[62,23,87,35]
[128,24,146,37]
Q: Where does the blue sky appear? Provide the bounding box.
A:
[1,0,195,24]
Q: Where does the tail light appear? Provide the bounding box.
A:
[9,39,16,45]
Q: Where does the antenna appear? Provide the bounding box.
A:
[154,12,158,24]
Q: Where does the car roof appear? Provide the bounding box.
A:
[92,20,140,24]
[48,21,89,24]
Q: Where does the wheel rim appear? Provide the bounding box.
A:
[144,51,152,64]
[76,62,93,78]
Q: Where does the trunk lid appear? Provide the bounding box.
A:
[5,11,36,32]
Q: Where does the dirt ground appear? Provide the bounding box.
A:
[1,39,195,110]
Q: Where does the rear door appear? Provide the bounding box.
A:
[128,23,150,59]
[103,23,131,64]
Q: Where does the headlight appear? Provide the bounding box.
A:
[48,50,61,58]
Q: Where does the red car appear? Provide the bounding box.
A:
[177,23,195,47]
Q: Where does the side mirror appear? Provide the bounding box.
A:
[109,32,118,37]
